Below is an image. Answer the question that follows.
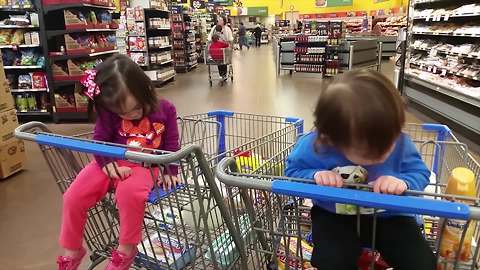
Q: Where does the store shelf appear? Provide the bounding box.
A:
[0,5,35,11]
[0,44,41,48]
[410,62,480,82]
[11,88,48,93]
[0,24,37,29]
[47,28,117,38]
[412,32,480,38]
[405,73,480,108]
[414,12,480,20]
[52,80,80,87]
[411,46,480,60]
[149,44,171,49]
[17,111,51,116]
[152,59,173,65]
[54,111,89,120]
[153,73,175,83]
[43,3,116,13]
[147,27,171,30]
[4,65,43,69]
[50,49,119,60]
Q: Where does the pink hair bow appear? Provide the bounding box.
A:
[81,69,100,100]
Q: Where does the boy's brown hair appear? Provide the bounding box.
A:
[314,69,405,159]
[215,24,223,32]
[93,54,157,115]
[212,33,220,42]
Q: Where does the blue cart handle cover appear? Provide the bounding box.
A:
[272,180,471,220]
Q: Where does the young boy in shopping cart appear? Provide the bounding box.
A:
[286,70,436,270]
[209,26,230,82]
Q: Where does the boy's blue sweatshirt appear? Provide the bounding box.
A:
[285,132,430,215]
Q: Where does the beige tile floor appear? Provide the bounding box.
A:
[0,45,475,270]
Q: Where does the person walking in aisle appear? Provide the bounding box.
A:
[238,22,249,50]
[254,23,262,47]
[208,15,233,45]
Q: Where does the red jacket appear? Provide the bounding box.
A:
[209,41,229,61]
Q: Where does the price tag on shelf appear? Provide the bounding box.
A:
[441,69,447,76]
[429,49,438,57]
[444,14,449,21]
[433,66,437,73]
[427,66,432,72]
[420,63,425,69]
[425,15,430,22]
[435,15,441,21]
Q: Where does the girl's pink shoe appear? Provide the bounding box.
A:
[57,248,86,270]
[105,248,138,270]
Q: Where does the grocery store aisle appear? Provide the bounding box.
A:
[0,45,412,270]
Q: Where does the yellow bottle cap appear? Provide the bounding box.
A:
[447,167,476,197]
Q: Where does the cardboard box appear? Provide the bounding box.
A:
[0,59,15,112]
[0,139,25,179]
[0,109,19,145]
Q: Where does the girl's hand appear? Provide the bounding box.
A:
[102,162,132,180]
[161,175,182,191]
[314,171,343,188]
[372,176,407,195]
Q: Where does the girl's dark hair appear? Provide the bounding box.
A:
[314,69,405,159]
[93,54,157,114]
[215,24,223,32]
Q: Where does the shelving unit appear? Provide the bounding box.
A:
[41,0,118,122]
[293,21,344,77]
[126,2,175,85]
[191,11,212,63]
[403,0,480,141]
[171,7,197,73]
[0,0,51,119]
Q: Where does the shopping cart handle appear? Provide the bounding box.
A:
[35,134,127,159]
[272,181,471,220]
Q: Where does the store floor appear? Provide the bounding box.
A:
[0,46,454,269]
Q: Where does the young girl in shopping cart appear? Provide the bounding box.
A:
[56,54,180,270]
[286,70,436,270]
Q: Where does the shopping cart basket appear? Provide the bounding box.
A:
[204,44,234,86]
[15,111,303,270]
[216,123,480,270]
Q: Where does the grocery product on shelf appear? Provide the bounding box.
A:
[171,8,197,73]
[126,2,175,83]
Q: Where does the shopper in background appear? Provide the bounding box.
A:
[56,54,181,270]
[254,23,262,47]
[209,31,230,82]
[285,70,435,270]
[208,15,233,45]
[238,22,249,50]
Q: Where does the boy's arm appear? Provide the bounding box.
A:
[394,135,431,191]
[285,134,326,179]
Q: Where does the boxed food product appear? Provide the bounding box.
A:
[54,93,76,112]
[0,139,25,179]
[136,232,196,269]
[74,92,89,112]
[0,109,19,145]
[276,237,314,270]
[0,76,14,112]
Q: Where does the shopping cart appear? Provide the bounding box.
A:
[15,111,303,270]
[216,123,480,270]
[204,44,234,86]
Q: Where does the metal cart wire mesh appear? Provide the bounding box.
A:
[216,123,480,270]
[204,44,234,86]
[15,111,303,270]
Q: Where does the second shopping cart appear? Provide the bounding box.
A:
[15,111,303,270]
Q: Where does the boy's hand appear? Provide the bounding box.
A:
[372,176,407,195]
[160,175,182,191]
[102,162,132,180]
[314,171,343,188]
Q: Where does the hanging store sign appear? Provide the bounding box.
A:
[247,6,268,16]
[208,0,233,7]
[191,0,206,9]
[315,0,353,7]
